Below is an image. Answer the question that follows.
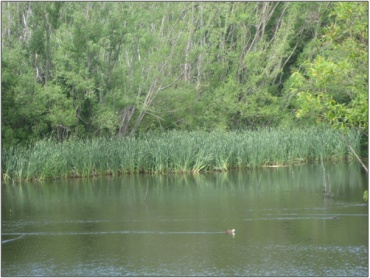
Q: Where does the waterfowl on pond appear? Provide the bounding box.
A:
[226,229,235,235]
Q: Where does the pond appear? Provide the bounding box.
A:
[2,162,368,276]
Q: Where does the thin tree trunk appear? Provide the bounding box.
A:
[342,134,368,173]
[119,106,136,137]
[43,13,51,84]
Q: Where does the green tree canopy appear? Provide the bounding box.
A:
[1,2,367,147]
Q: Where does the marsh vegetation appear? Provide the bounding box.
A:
[2,126,361,182]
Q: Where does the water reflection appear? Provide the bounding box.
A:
[2,162,368,276]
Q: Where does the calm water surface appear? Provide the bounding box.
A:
[2,162,368,276]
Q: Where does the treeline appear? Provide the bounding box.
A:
[2,2,367,147]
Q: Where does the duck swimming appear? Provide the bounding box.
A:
[226,229,235,235]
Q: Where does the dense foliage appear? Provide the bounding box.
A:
[2,2,368,148]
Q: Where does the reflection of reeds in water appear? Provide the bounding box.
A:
[2,126,361,182]
[321,158,334,198]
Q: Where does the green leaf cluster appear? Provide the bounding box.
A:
[284,2,367,135]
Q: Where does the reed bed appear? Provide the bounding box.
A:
[2,126,361,183]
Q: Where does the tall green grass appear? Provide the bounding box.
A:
[2,126,361,182]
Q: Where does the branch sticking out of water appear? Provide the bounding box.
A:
[321,158,333,198]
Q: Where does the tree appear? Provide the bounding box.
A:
[284,2,368,169]
[286,2,367,131]
[2,2,366,145]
